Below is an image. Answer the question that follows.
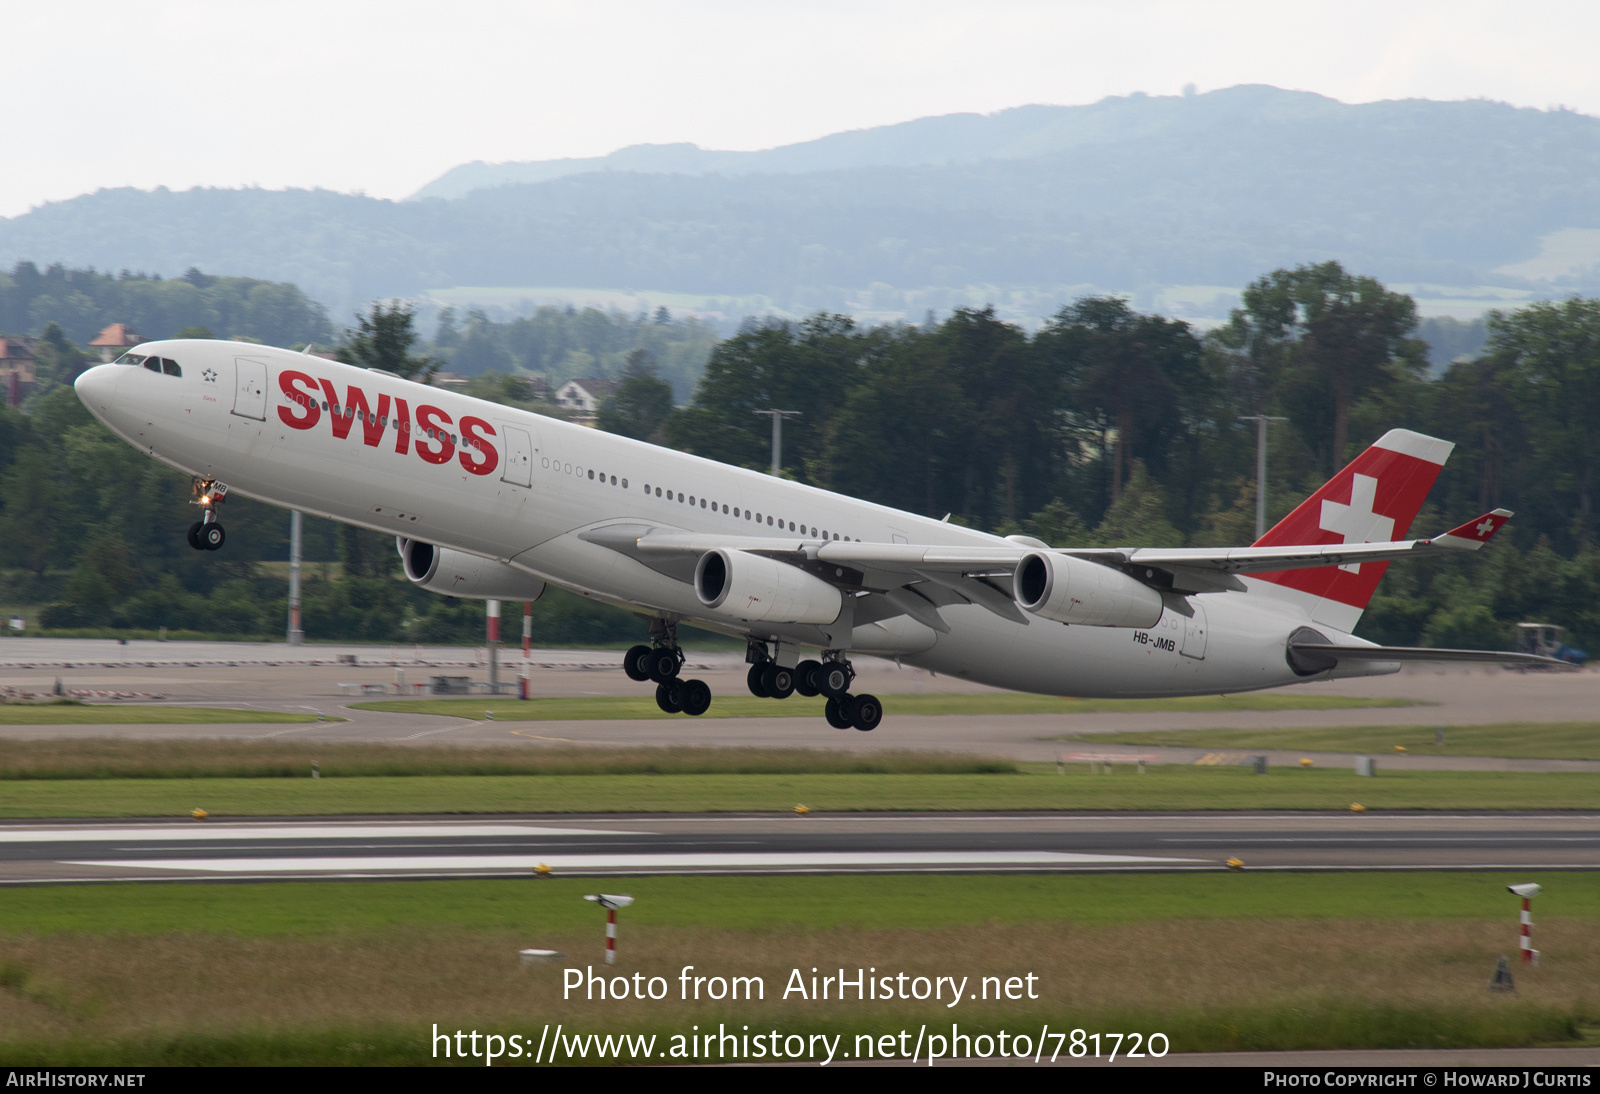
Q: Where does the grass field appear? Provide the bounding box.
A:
[353,692,1422,720]
[0,765,1596,817]
[0,874,1593,1064]
[0,706,329,726]
[1076,722,1600,761]
[0,740,1013,780]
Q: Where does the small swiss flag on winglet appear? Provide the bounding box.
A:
[1436,508,1513,546]
[1251,429,1455,613]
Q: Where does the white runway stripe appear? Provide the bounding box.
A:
[67,850,1201,873]
[0,823,645,843]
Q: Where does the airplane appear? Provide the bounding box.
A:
[72,340,1560,731]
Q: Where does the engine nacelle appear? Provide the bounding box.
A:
[398,538,547,602]
[694,549,842,625]
[1014,551,1163,628]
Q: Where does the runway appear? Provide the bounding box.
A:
[4,812,1596,883]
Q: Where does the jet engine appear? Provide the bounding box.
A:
[694,549,842,625]
[398,538,547,601]
[1013,551,1163,628]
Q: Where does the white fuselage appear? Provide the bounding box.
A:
[74,341,1386,698]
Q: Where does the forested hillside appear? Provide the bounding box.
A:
[0,263,332,348]
[5,87,1600,317]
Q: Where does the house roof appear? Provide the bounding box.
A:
[563,377,620,398]
[0,338,36,362]
[89,323,143,347]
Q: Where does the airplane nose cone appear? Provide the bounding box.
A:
[74,363,120,410]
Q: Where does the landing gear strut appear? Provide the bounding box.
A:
[623,620,711,716]
[188,479,228,551]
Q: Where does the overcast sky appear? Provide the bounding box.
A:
[5,0,1598,219]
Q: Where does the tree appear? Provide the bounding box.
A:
[597,371,674,442]
[1229,262,1422,470]
[336,301,438,382]
[1041,296,1204,503]
[667,315,865,476]
[1092,462,1183,546]
[1482,298,1600,547]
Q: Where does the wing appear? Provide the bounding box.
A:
[581,507,1515,630]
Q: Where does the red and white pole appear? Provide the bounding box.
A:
[585,893,632,964]
[520,600,533,700]
[486,599,500,694]
[1520,896,1534,963]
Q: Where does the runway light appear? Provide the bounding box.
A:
[794,804,811,815]
[1350,803,1366,813]
[534,863,551,877]
[190,808,209,820]
[519,948,564,965]
[485,710,495,720]
[1394,745,1407,753]
[1225,857,1244,871]
[1299,758,1313,767]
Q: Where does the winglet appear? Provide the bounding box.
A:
[1432,508,1513,551]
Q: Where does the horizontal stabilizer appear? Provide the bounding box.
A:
[1288,641,1575,670]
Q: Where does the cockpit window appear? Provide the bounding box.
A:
[143,358,161,373]
[161,358,182,377]
[115,353,146,367]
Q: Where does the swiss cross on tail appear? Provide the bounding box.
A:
[1250,429,1455,620]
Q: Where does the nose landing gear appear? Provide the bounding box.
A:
[187,479,229,551]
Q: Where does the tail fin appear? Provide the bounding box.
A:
[1247,429,1453,632]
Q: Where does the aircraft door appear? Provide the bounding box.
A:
[1180,600,1208,659]
[499,424,534,487]
[232,358,268,420]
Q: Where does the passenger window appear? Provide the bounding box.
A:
[767,516,774,526]
[162,358,182,376]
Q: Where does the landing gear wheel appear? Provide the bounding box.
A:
[655,681,683,714]
[761,663,796,700]
[623,644,654,682]
[818,662,853,699]
[824,697,852,729]
[680,679,712,716]
[746,664,770,698]
[186,522,205,551]
[847,693,882,732]
[646,647,681,684]
[201,523,226,551]
[794,660,822,697]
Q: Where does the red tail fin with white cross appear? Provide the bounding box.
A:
[1246,429,1454,632]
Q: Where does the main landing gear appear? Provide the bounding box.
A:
[187,479,228,551]
[623,621,712,716]
[748,643,882,731]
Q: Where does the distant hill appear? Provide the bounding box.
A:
[5,86,1600,320]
